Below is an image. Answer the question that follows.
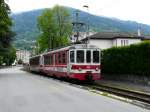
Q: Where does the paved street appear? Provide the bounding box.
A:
[0,67,149,112]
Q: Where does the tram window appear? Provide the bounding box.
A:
[30,57,40,65]
[44,55,50,65]
[70,51,74,63]
[77,50,84,63]
[86,50,91,63]
[55,53,58,64]
[62,52,66,64]
[93,51,100,63]
[49,54,52,65]
[58,52,62,64]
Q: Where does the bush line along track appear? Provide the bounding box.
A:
[88,83,150,105]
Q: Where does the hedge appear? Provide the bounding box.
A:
[0,56,3,65]
[102,41,150,76]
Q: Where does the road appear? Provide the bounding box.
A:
[0,67,149,112]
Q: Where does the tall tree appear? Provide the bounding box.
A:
[0,0,16,65]
[37,9,56,51]
[36,5,72,53]
[0,0,13,48]
[52,5,72,46]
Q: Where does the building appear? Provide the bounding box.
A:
[70,32,96,43]
[81,32,146,49]
[16,50,31,63]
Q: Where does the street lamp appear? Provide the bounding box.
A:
[83,5,90,44]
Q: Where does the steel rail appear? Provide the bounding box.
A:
[89,83,150,104]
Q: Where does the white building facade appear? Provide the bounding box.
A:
[82,32,142,50]
[16,50,31,63]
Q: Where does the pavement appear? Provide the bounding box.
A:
[0,67,149,112]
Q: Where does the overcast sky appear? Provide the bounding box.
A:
[8,0,150,25]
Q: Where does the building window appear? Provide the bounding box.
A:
[121,40,129,46]
[121,40,124,46]
[125,40,129,45]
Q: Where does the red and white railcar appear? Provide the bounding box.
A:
[29,44,101,81]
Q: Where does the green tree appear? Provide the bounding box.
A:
[52,5,72,46]
[37,5,72,53]
[3,46,16,65]
[37,9,56,52]
[0,0,14,47]
[0,0,16,65]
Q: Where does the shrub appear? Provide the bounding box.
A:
[102,41,150,76]
[0,56,3,65]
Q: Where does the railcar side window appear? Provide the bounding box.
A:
[77,50,84,63]
[70,51,74,63]
[44,55,50,65]
[62,52,66,64]
[86,50,91,63]
[30,57,40,65]
[50,54,52,65]
[58,52,61,64]
[93,51,100,63]
[55,53,57,64]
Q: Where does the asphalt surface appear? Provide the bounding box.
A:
[0,67,149,112]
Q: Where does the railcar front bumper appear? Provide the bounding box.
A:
[69,73,100,81]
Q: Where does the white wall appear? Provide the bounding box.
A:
[89,39,113,50]
[112,39,117,47]
[88,38,141,50]
[16,50,31,63]
[115,38,141,47]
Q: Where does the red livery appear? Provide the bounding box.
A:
[29,44,101,82]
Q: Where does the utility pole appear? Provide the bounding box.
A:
[72,10,85,42]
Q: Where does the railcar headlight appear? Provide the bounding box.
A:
[95,67,99,71]
[78,67,82,71]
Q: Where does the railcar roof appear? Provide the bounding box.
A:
[31,44,100,58]
[30,55,41,59]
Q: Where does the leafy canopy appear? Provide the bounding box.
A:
[0,0,16,65]
[36,5,72,53]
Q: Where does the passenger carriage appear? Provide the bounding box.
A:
[29,44,101,81]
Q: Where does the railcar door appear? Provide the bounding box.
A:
[67,50,75,75]
[53,53,56,73]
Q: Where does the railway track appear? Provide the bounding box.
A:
[25,69,150,109]
[88,83,150,106]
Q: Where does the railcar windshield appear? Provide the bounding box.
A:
[70,51,75,63]
[86,50,91,63]
[93,51,100,63]
[77,50,84,63]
